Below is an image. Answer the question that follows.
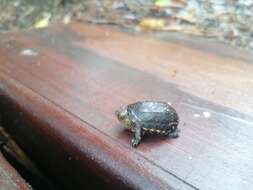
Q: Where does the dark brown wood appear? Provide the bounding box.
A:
[0,152,31,190]
[0,22,253,190]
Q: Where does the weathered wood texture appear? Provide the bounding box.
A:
[0,22,253,190]
[0,152,30,190]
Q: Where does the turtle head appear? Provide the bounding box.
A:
[115,107,132,130]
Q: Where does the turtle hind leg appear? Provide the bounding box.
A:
[167,128,180,138]
[131,125,142,148]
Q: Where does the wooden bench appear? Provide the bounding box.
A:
[0,22,252,190]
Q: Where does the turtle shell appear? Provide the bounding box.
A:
[127,101,179,129]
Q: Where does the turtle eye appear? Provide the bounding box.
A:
[120,109,128,119]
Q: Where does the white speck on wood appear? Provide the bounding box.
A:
[20,49,38,56]
[203,111,211,118]
[193,113,200,118]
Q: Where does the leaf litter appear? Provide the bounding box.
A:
[1,0,253,50]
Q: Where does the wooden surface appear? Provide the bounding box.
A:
[0,22,253,190]
[0,152,30,190]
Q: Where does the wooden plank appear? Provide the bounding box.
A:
[0,152,30,190]
[0,22,253,190]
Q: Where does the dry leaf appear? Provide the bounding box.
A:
[34,13,51,28]
[155,0,170,7]
[139,18,166,30]
[63,15,71,24]
[155,0,186,8]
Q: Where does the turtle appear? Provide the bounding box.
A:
[115,101,180,147]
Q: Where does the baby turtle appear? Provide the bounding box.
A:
[115,101,180,147]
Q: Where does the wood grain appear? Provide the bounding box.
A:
[0,22,253,190]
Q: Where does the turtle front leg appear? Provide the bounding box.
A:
[131,125,142,148]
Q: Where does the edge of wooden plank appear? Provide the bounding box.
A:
[0,152,31,190]
[0,71,196,190]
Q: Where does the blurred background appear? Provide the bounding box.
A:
[0,0,253,49]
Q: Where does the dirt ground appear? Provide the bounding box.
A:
[1,0,253,50]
